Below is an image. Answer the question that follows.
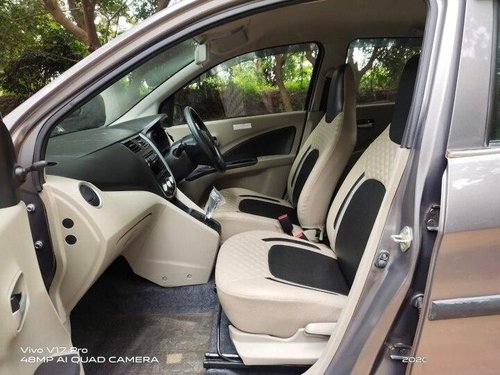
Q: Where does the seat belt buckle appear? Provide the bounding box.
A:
[295,231,309,241]
[278,214,293,235]
[301,227,322,242]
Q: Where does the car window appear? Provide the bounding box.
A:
[347,38,421,105]
[489,5,500,142]
[165,43,319,126]
[50,39,197,137]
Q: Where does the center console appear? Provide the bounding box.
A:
[122,134,176,199]
[122,133,221,234]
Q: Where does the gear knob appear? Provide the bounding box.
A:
[205,187,225,219]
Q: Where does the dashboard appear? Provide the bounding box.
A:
[46,114,177,199]
[42,114,222,323]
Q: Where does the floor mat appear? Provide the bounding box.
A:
[74,312,212,374]
[71,257,217,374]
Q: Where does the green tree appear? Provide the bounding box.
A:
[254,46,316,112]
[348,39,420,102]
[0,26,87,99]
[39,0,172,52]
[0,0,49,70]
[0,0,177,113]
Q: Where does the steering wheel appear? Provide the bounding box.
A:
[183,106,226,172]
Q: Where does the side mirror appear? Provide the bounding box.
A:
[56,94,106,133]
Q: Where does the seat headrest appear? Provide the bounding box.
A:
[390,54,420,144]
[325,64,347,123]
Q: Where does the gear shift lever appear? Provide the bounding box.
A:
[205,187,225,219]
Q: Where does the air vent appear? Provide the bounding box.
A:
[123,139,141,153]
[79,184,101,207]
[123,137,147,153]
[136,138,149,148]
[123,136,151,153]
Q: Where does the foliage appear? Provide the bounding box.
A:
[95,0,172,44]
[0,0,88,100]
[348,38,421,103]
[0,1,422,121]
[0,1,318,120]
[0,25,87,99]
[0,0,50,70]
[223,53,314,95]
[38,0,171,51]
[0,95,23,115]
[0,0,318,120]
[0,0,168,110]
[173,48,316,124]
[132,0,162,20]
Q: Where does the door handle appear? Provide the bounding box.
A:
[9,272,28,331]
[10,293,22,313]
[357,119,375,128]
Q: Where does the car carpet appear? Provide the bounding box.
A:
[71,257,307,374]
[71,256,217,374]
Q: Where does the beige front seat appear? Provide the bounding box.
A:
[215,55,420,339]
[213,64,356,242]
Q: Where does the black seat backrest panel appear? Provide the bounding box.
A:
[335,179,386,286]
[333,173,365,229]
[325,64,347,123]
[389,54,420,144]
[268,245,350,295]
[291,148,319,206]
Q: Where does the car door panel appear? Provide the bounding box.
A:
[167,110,305,152]
[172,111,306,204]
[412,1,498,370]
[412,154,500,374]
[0,120,75,374]
[222,126,296,161]
[179,154,295,204]
[0,204,76,374]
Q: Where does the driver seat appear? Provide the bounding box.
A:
[213,64,356,242]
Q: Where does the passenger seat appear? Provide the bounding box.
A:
[215,55,419,345]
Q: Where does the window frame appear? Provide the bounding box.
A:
[487,0,500,145]
[160,41,324,127]
[445,0,495,151]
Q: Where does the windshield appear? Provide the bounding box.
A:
[51,39,196,136]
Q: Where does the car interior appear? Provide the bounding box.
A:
[19,0,429,373]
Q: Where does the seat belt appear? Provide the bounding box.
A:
[277,214,309,240]
[294,231,309,240]
[302,228,323,242]
[277,214,294,235]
